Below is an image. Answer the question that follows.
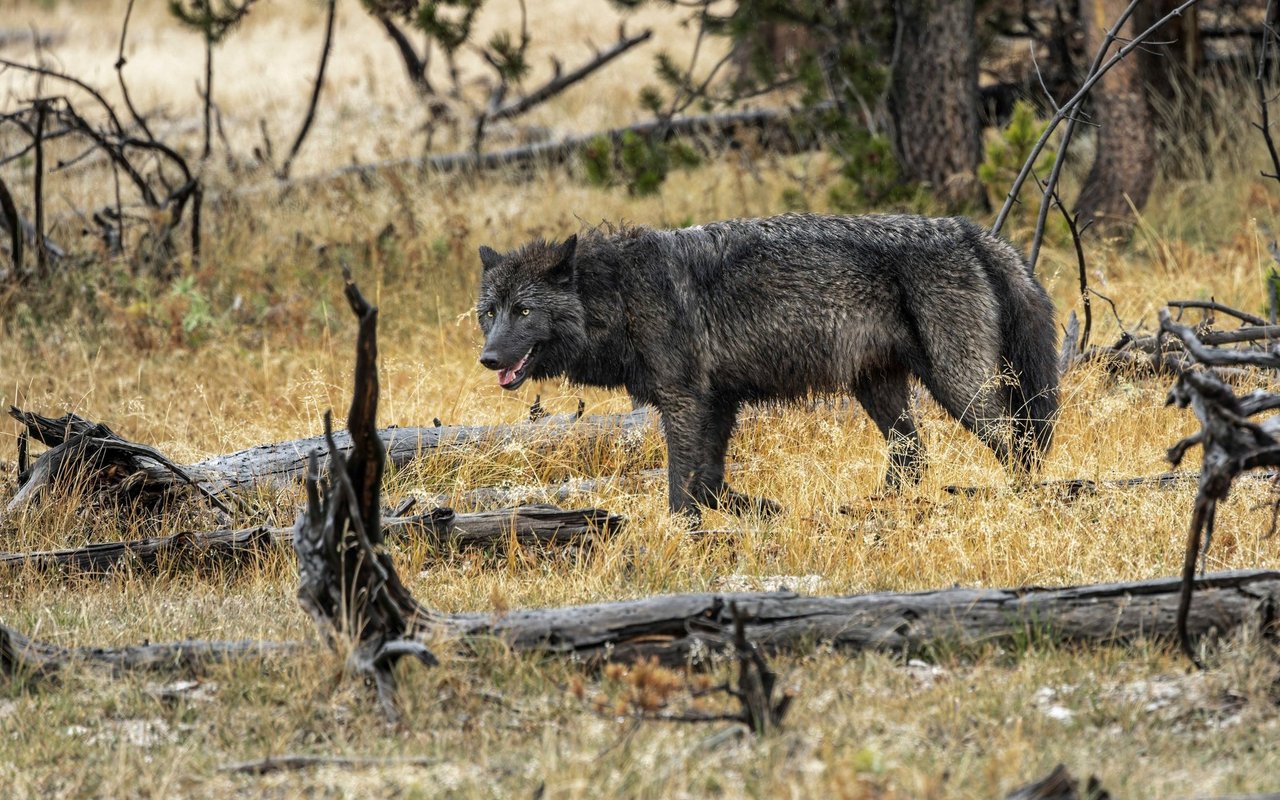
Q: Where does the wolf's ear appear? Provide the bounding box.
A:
[546,234,577,285]
[478,245,502,272]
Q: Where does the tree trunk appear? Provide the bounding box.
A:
[889,0,984,209]
[1075,0,1158,233]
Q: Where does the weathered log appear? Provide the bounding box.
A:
[0,505,622,578]
[6,570,1277,681]
[220,755,439,775]
[6,405,654,503]
[244,106,823,195]
[190,408,653,495]
[432,569,1280,664]
[0,623,298,681]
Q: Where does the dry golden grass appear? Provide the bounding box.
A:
[2,1,1280,798]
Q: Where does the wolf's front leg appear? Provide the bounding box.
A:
[657,396,714,525]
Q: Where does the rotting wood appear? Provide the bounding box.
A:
[0,505,622,578]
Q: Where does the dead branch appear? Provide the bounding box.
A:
[1257,0,1280,182]
[1158,308,1280,666]
[277,0,336,180]
[0,505,620,578]
[32,99,49,277]
[0,57,200,264]
[1168,300,1270,327]
[1024,0,1141,270]
[488,27,652,124]
[114,0,154,142]
[993,0,1201,245]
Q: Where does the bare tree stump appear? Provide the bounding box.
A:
[291,274,440,719]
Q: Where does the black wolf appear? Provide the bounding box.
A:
[475,213,1058,522]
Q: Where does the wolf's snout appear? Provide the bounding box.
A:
[479,351,501,370]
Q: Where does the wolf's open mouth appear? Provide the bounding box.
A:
[497,348,534,389]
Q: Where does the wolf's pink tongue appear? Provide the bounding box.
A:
[497,353,530,387]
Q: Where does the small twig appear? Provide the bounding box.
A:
[1049,182,1093,351]
[114,0,154,142]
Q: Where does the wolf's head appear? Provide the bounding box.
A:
[475,235,587,390]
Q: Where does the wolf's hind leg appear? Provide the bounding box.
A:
[855,369,925,490]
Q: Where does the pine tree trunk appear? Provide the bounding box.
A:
[1075,0,1157,233]
[889,0,983,210]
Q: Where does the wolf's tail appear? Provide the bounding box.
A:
[977,230,1060,468]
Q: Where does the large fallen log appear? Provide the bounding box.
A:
[0,505,621,577]
[5,570,1277,679]
[7,405,653,503]
[433,569,1280,664]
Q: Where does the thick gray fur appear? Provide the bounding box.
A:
[475,212,1059,523]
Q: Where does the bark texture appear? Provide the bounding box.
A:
[1075,0,1158,232]
[890,0,983,208]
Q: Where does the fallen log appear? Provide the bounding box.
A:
[239,106,823,195]
[6,404,653,507]
[0,505,622,577]
[6,570,1277,679]
[0,624,299,681]
[434,569,1280,664]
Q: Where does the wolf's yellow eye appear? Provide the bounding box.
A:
[520,307,530,316]
[485,310,495,318]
